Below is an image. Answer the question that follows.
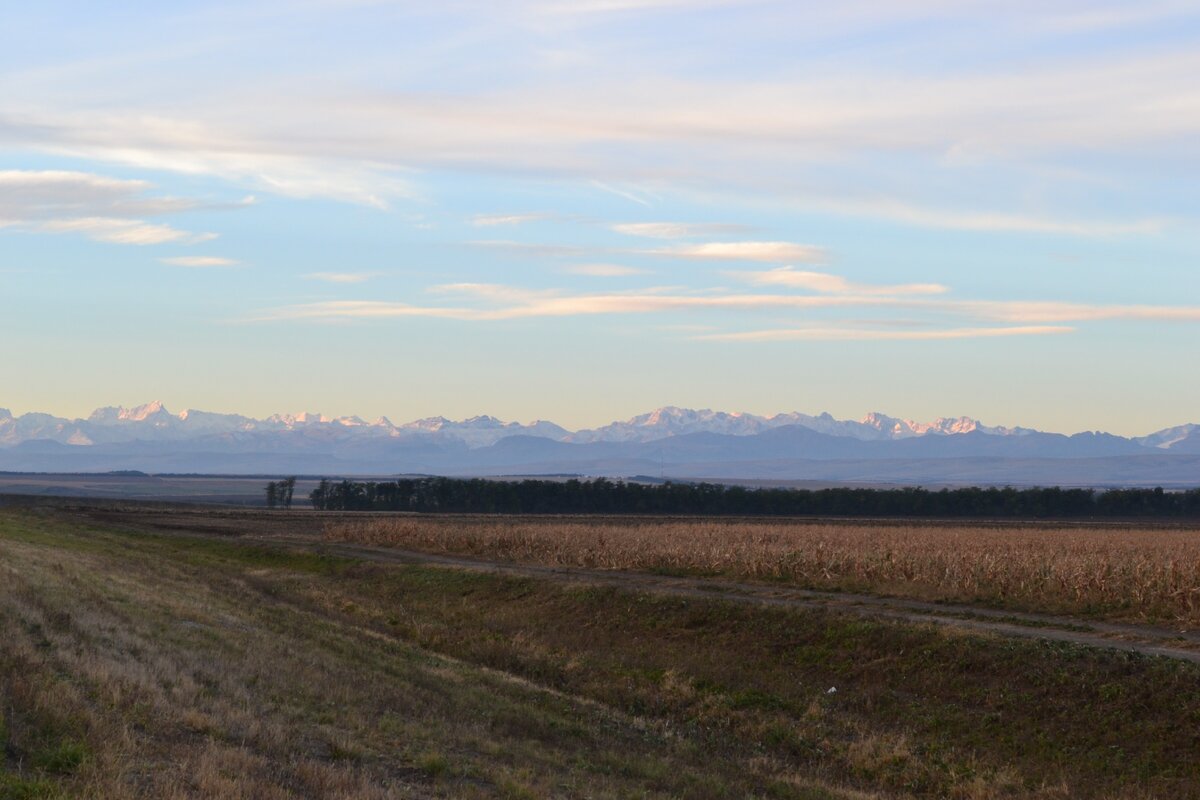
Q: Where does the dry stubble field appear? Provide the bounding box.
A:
[325,516,1200,626]
[5,503,1200,799]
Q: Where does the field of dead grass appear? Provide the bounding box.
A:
[8,505,1200,798]
[324,516,1200,624]
[3,510,828,800]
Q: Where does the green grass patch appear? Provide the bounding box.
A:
[29,741,87,776]
[0,774,59,800]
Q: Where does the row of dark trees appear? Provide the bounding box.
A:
[265,477,297,509]
[295,476,1200,518]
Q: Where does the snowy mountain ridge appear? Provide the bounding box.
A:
[0,401,1194,452]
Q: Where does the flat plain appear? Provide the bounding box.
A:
[4,500,1200,798]
[325,515,1200,626]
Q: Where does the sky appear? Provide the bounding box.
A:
[1,0,1198,435]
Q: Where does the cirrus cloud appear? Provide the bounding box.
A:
[0,170,217,245]
[612,222,753,239]
[252,274,1200,341]
[736,266,947,296]
[647,241,827,264]
[695,325,1074,342]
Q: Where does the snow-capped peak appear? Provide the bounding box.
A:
[88,401,173,424]
[268,411,333,426]
[124,400,169,421]
[461,415,508,428]
[1135,423,1200,450]
[920,416,981,436]
[402,416,452,432]
[568,406,771,443]
[860,412,918,437]
[861,412,989,438]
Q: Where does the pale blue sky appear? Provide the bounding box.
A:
[2,1,1198,434]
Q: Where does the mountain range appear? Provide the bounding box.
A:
[1,402,1197,487]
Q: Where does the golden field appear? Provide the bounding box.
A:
[325,516,1200,625]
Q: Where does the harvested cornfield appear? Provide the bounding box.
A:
[325,517,1200,624]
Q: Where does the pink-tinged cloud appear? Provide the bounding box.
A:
[260,289,901,323]
[256,301,478,322]
[737,266,947,295]
[960,301,1200,323]
[648,241,827,263]
[694,325,1075,342]
[612,222,752,239]
[36,217,215,245]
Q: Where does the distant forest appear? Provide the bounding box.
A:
[296,477,1200,518]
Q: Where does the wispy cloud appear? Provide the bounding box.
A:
[695,325,1074,342]
[736,266,947,296]
[14,116,416,209]
[429,282,560,304]
[254,279,1200,338]
[34,217,214,245]
[612,222,752,239]
[260,286,899,323]
[0,170,217,245]
[161,256,238,267]
[810,197,1167,237]
[590,181,655,207]
[563,263,648,277]
[471,238,828,265]
[255,300,474,322]
[471,213,553,226]
[304,272,380,284]
[648,241,827,264]
[4,15,1197,237]
[960,300,1200,323]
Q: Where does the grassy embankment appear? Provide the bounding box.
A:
[3,507,1200,798]
[326,516,1200,626]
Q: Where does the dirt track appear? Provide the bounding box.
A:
[68,505,1200,666]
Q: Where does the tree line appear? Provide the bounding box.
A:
[265,477,297,509]
[285,477,1200,518]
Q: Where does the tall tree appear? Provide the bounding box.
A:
[280,477,297,509]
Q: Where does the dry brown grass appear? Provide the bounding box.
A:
[324,516,1200,624]
[9,508,1200,798]
[6,511,852,799]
